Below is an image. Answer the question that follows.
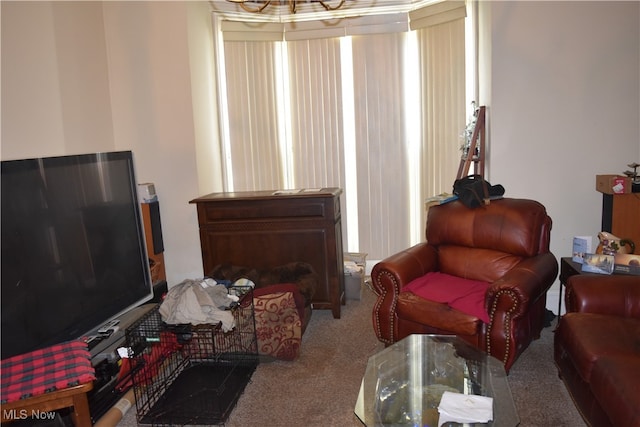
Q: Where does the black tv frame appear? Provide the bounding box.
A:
[1,151,154,361]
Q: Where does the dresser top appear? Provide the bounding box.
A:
[190,187,342,203]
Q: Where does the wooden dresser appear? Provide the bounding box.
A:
[190,188,345,318]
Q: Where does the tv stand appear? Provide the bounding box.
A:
[89,279,167,362]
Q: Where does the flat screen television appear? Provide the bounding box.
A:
[1,151,153,360]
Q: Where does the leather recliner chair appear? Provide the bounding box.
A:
[371,198,558,372]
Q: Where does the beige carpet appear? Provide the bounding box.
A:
[116,286,585,426]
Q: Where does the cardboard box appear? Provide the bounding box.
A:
[138,182,158,203]
[344,252,367,266]
[596,174,632,194]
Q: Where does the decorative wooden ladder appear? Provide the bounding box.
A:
[456,105,486,179]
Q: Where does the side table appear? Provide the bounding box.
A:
[559,258,580,315]
[0,382,93,427]
[558,257,601,315]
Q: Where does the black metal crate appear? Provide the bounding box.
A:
[125,286,258,426]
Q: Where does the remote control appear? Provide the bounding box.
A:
[100,325,120,336]
[98,319,120,335]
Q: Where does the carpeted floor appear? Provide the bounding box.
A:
[116,285,585,426]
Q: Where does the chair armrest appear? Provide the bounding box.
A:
[371,243,438,296]
[484,253,558,370]
[371,243,438,344]
[565,275,640,318]
[486,253,559,318]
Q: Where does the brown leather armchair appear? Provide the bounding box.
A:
[371,198,558,372]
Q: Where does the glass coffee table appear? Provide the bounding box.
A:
[355,335,519,426]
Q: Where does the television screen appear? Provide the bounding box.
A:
[1,151,153,359]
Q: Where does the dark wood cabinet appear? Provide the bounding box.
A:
[601,193,640,249]
[190,188,345,318]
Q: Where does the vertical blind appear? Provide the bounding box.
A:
[351,31,414,258]
[222,40,283,191]
[287,38,345,190]
[216,2,467,260]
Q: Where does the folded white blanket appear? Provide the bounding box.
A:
[438,391,493,426]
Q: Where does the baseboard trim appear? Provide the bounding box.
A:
[546,286,562,316]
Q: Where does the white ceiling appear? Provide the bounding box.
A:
[210,0,444,23]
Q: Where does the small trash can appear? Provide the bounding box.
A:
[344,252,367,300]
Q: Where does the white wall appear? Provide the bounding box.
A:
[1,1,213,285]
[1,2,114,157]
[2,1,639,310]
[101,1,211,284]
[484,1,640,311]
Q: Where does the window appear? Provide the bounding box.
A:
[213,1,469,260]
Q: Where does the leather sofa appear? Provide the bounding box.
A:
[371,198,558,373]
[554,274,640,427]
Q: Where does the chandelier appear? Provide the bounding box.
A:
[227,0,346,14]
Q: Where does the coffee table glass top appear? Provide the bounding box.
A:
[355,335,519,426]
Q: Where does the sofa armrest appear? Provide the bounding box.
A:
[565,275,640,318]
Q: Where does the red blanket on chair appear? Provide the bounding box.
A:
[1,339,95,403]
[404,272,491,323]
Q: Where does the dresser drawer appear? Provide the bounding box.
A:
[197,197,333,224]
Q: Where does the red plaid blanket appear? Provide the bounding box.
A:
[1,339,95,403]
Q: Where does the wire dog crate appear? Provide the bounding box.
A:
[125,286,258,426]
